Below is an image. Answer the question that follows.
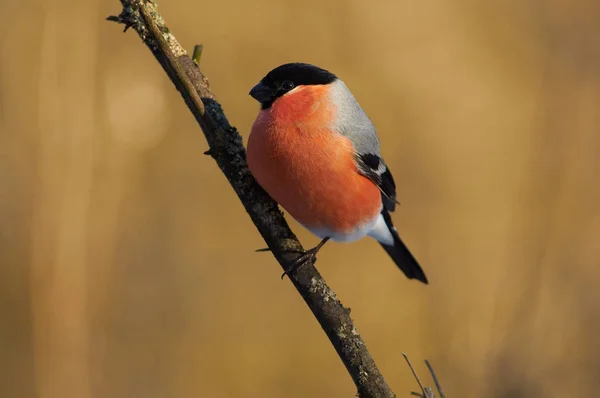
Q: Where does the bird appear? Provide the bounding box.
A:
[246,62,427,284]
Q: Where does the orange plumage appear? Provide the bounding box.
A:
[247,85,381,234]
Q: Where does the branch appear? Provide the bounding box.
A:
[107,1,395,396]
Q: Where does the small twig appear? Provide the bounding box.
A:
[425,360,445,398]
[192,44,203,66]
[403,353,435,398]
[106,14,134,32]
[403,353,427,396]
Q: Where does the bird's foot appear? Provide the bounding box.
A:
[255,238,331,279]
[255,246,305,255]
[254,247,306,254]
[280,247,320,280]
[280,237,330,280]
[255,246,318,278]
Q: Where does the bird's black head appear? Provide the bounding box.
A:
[249,63,337,109]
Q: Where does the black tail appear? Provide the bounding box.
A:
[379,211,428,284]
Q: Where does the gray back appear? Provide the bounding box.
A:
[329,79,381,157]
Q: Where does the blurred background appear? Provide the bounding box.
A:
[1,0,599,397]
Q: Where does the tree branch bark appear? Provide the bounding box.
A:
[108,1,395,396]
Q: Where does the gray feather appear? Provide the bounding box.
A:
[330,80,381,156]
[330,79,398,211]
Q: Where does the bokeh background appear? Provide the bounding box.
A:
[1,0,599,397]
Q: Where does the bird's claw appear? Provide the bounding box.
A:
[255,246,317,279]
[280,249,319,280]
[255,246,306,255]
[257,237,330,280]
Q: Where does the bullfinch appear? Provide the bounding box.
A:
[247,63,428,284]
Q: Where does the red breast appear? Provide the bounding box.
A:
[247,85,382,234]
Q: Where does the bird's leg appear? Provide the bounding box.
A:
[255,242,307,255]
[255,247,306,254]
[280,237,330,279]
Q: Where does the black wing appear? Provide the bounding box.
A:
[356,153,399,212]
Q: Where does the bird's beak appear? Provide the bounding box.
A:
[249,82,274,103]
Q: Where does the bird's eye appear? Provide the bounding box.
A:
[282,81,295,91]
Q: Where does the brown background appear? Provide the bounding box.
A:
[1,0,599,397]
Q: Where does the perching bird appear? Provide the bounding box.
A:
[247,63,427,284]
